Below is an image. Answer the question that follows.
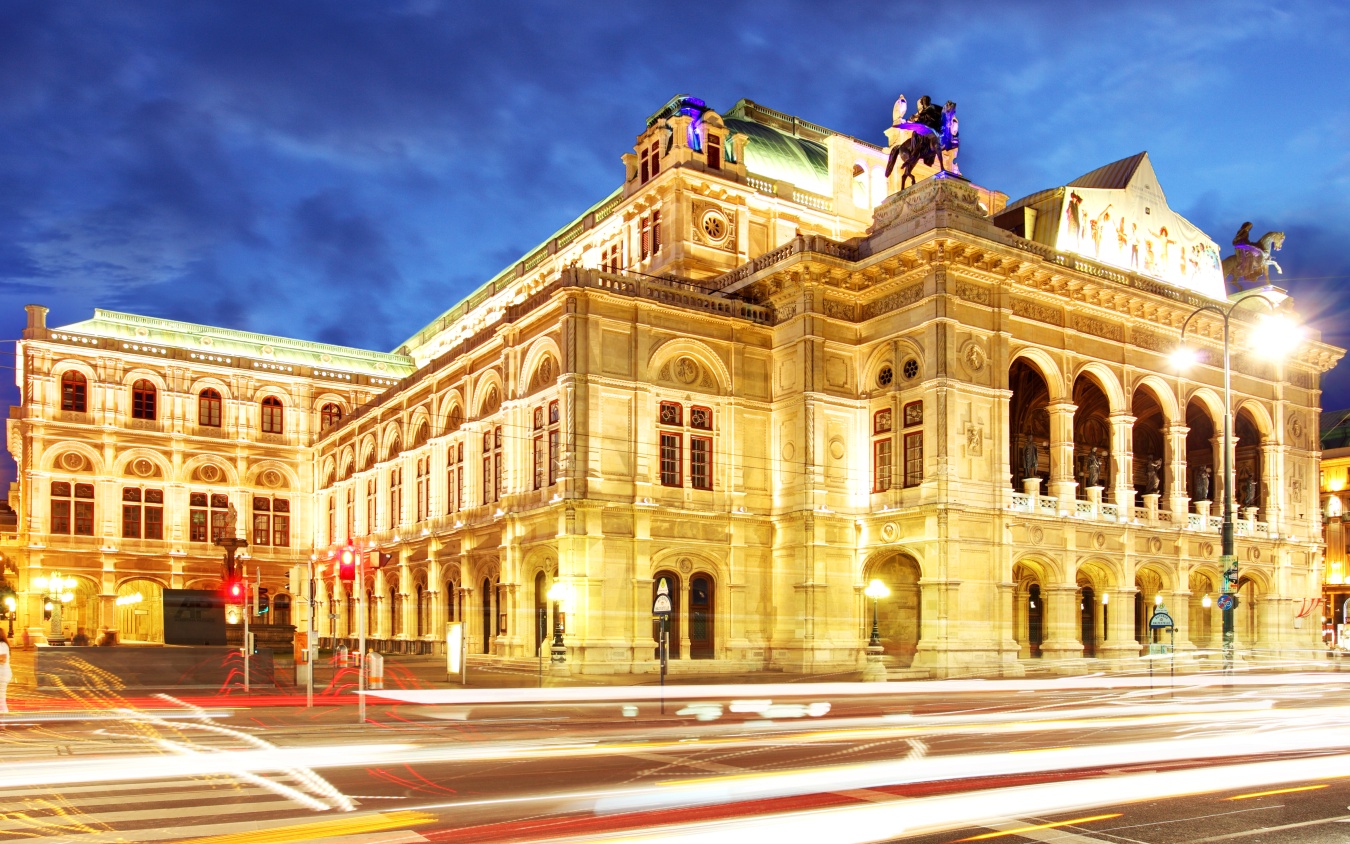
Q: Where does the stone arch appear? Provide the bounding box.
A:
[651,551,727,661]
[519,336,563,397]
[319,456,337,489]
[648,338,731,395]
[120,368,168,393]
[337,446,356,480]
[111,447,171,481]
[1012,555,1055,659]
[1071,361,1126,413]
[359,435,378,472]
[1235,399,1274,438]
[180,453,241,486]
[381,421,403,461]
[861,549,923,667]
[1131,374,1180,424]
[437,389,467,435]
[41,441,106,475]
[1074,558,1117,659]
[472,371,505,419]
[243,460,300,491]
[187,375,234,401]
[1181,386,1225,430]
[1007,347,1067,402]
[252,385,294,407]
[408,407,432,448]
[51,358,98,385]
[116,576,167,643]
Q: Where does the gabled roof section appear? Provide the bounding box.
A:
[54,309,415,377]
[1068,151,1151,192]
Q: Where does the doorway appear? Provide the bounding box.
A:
[690,574,714,659]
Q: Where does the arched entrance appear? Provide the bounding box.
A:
[1072,375,1112,497]
[1185,398,1217,503]
[652,571,681,659]
[480,576,492,653]
[117,578,164,643]
[690,574,714,660]
[864,553,922,667]
[1009,360,1050,489]
[1012,561,1046,659]
[534,571,547,654]
[1189,570,1217,650]
[1131,387,1167,504]
[1079,585,1097,658]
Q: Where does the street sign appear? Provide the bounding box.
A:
[652,577,672,616]
[1149,609,1174,630]
[1217,593,1238,611]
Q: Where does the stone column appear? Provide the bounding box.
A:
[1099,587,1140,662]
[1165,423,1190,517]
[1109,412,1135,512]
[1039,585,1085,667]
[1261,442,1286,528]
[1047,402,1078,509]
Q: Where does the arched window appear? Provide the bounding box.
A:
[320,402,343,430]
[131,380,157,420]
[61,371,87,413]
[261,396,284,434]
[199,389,222,427]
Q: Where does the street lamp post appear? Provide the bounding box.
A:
[1174,288,1300,675]
[864,579,889,648]
[33,571,77,645]
[547,580,567,666]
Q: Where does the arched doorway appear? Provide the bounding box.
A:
[481,576,492,653]
[1080,585,1097,658]
[273,594,292,627]
[652,571,681,660]
[1072,375,1112,497]
[1012,561,1045,659]
[865,553,922,667]
[534,571,547,655]
[117,579,164,643]
[1009,360,1050,489]
[1189,570,1217,650]
[690,574,714,660]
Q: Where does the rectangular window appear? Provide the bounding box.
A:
[874,408,893,435]
[493,426,503,502]
[456,443,465,510]
[903,431,923,488]
[327,495,336,542]
[144,490,163,540]
[482,432,493,505]
[873,438,893,492]
[273,499,290,547]
[189,490,228,542]
[690,406,712,430]
[660,433,682,487]
[253,497,271,546]
[389,467,402,528]
[346,487,355,536]
[690,436,712,490]
[707,133,721,170]
[660,401,682,426]
[415,458,428,522]
[72,483,95,536]
[548,429,560,485]
[51,482,72,534]
[533,436,545,490]
[640,140,660,184]
[366,478,376,533]
[122,488,142,538]
[903,401,923,428]
[641,215,651,261]
[652,209,661,256]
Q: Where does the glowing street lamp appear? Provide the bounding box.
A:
[864,579,890,648]
[547,580,569,664]
[1174,288,1302,674]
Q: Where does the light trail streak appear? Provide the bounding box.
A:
[1224,784,1328,800]
[549,752,1350,843]
[954,813,1123,841]
[170,810,438,844]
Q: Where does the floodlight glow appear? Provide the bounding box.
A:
[1202,594,1212,608]
[1170,345,1199,371]
[864,579,890,600]
[1248,313,1303,360]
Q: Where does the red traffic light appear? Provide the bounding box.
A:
[338,544,357,582]
[226,578,244,600]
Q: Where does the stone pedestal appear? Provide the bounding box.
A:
[1086,486,1104,519]
[1194,500,1212,520]
[862,643,887,682]
[1242,506,1260,525]
[1143,493,1160,526]
[1022,478,1042,511]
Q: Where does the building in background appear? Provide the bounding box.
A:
[1319,409,1350,645]
[9,94,1342,675]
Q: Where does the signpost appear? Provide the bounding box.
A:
[1149,604,1176,690]
[652,577,672,715]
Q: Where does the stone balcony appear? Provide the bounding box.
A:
[1007,490,1274,538]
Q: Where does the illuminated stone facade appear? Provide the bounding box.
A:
[8,95,1341,675]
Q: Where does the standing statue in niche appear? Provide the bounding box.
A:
[1021,434,1039,482]
[1145,455,1163,495]
[1194,465,1212,502]
[1239,469,1258,507]
[1084,449,1103,488]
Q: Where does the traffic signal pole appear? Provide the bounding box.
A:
[242,569,250,693]
[357,550,366,724]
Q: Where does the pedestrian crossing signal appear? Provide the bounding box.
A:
[338,542,357,582]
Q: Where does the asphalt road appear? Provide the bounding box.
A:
[4,676,1350,842]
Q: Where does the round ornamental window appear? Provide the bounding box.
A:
[902,358,920,380]
[877,366,894,388]
[700,209,729,243]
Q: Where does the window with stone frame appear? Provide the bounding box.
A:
[320,402,343,430]
[706,132,722,170]
[602,242,623,274]
[199,389,222,427]
[190,492,231,542]
[548,400,561,485]
[639,139,660,184]
[122,487,164,539]
[447,442,463,514]
[873,408,894,492]
[903,430,923,488]
[51,481,94,536]
[690,436,712,490]
[657,401,714,490]
[415,456,429,522]
[388,466,402,528]
[327,493,336,542]
[481,427,503,504]
[345,486,355,536]
[640,210,662,261]
[61,371,87,413]
[260,396,284,434]
[132,379,157,420]
[366,476,377,533]
[252,496,290,546]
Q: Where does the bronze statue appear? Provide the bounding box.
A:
[1239,469,1258,507]
[1194,465,1212,501]
[885,95,960,190]
[1145,455,1162,495]
[1021,434,1038,482]
[1223,222,1285,290]
[1085,449,1102,488]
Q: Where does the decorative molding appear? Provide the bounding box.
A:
[862,284,923,319]
[1011,298,1063,326]
[1070,313,1123,342]
[956,282,990,305]
[1131,328,1171,353]
[821,298,854,321]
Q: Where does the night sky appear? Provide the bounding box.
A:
[3,1,1349,490]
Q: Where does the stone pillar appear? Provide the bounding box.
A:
[1085,486,1104,519]
[1023,477,1042,511]
[1047,402,1078,509]
[1039,585,1085,667]
[1143,493,1160,526]
[1261,442,1286,528]
[1109,412,1135,511]
[1099,587,1140,662]
[1168,590,1192,655]
[1165,423,1190,517]
[1211,434,1233,514]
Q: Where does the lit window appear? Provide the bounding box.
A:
[389,467,402,527]
[706,133,721,170]
[873,438,893,492]
[320,402,343,429]
[190,492,231,542]
[252,496,291,547]
[132,380,157,420]
[903,431,923,488]
[122,487,164,540]
[261,396,284,434]
[51,481,95,536]
[61,371,87,412]
[690,437,712,490]
[199,389,222,427]
[660,433,682,487]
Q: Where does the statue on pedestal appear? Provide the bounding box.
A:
[1021,434,1039,483]
[224,502,239,539]
[1085,449,1102,488]
[1239,469,1258,507]
[885,95,961,190]
[1222,222,1285,291]
[1145,455,1162,495]
[1194,465,1212,502]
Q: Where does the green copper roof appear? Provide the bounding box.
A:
[54,309,415,378]
[726,117,831,196]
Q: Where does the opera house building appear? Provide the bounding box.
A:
[8,95,1340,677]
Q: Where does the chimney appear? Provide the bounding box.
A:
[24,304,48,339]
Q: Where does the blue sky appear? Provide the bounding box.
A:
[3,1,1348,489]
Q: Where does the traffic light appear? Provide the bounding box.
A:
[225,577,245,602]
[258,587,270,615]
[338,542,357,583]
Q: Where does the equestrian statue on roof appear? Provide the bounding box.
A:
[885,94,962,190]
[1223,221,1286,291]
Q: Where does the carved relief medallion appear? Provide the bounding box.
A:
[675,357,700,385]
